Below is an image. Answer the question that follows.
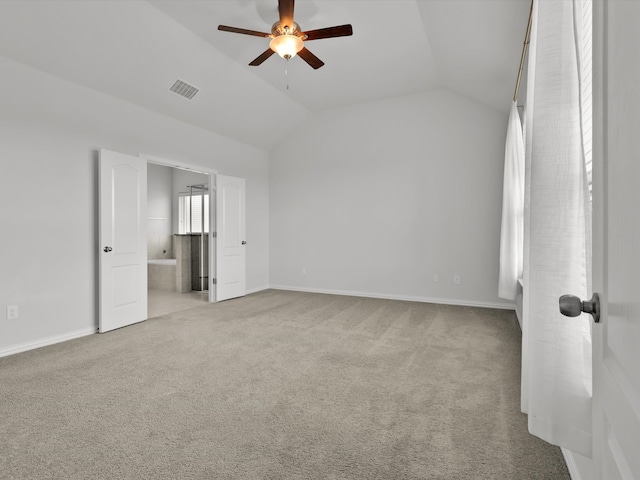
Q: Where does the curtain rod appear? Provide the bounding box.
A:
[513,0,534,102]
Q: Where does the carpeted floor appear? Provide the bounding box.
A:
[0,290,570,479]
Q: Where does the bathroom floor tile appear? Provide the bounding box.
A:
[147,289,209,318]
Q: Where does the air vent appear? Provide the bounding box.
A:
[169,79,199,100]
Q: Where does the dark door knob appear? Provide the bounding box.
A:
[559,293,600,323]
[241,241,247,245]
[103,246,113,253]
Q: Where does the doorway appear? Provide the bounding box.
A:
[146,162,214,318]
[99,150,247,331]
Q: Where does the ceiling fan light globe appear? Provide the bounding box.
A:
[270,34,304,59]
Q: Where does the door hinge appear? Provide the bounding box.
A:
[212,278,216,284]
[212,232,217,238]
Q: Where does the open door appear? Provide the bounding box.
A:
[99,149,147,333]
[215,174,246,301]
[590,2,640,477]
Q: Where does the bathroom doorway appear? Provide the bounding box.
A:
[146,162,215,318]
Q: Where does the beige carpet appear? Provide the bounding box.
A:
[0,290,570,479]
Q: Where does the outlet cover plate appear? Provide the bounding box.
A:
[7,305,18,320]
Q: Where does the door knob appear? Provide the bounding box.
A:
[241,241,247,245]
[103,246,113,253]
[559,293,600,323]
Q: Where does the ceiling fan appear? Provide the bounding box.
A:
[218,0,353,69]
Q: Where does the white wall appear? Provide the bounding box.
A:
[0,56,269,356]
[148,163,173,237]
[269,89,511,308]
[147,163,173,259]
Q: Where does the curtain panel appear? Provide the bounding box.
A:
[498,101,525,300]
[521,0,593,457]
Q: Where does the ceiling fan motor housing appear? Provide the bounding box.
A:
[271,21,307,40]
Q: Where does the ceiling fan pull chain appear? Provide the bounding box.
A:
[285,63,290,90]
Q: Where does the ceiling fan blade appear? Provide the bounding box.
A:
[297,47,324,69]
[303,24,353,41]
[249,49,276,66]
[278,0,295,29]
[218,25,271,38]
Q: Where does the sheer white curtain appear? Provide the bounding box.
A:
[521,0,593,456]
[498,101,525,300]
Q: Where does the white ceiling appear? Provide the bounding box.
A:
[0,0,530,151]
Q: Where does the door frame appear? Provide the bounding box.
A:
[140,154,217,303]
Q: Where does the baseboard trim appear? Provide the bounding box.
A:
[269,285,515,311]
[246,285,271,296]
[561,448,583,480]
[0,327,97,358]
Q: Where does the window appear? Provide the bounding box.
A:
[178,192,209,234]
[580,0,593,197]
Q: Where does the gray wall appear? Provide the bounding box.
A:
[147,163,173,259]
[269,89,510,308]
[0,56,269,355]
[0,53,512,357]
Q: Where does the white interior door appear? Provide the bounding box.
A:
[208,175,216,303]
[591,2,640,478]
[99,149,147,333]
[215,174,246,301]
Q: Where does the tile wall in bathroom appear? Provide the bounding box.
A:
[147,234,174,260]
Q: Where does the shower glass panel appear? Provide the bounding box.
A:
[178,185,209,292]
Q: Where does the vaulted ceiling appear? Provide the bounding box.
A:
[0,0,530,151]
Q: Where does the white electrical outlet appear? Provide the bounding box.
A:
[454,275,461,285]
[433,274,439,282]
[7,305,18,320]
